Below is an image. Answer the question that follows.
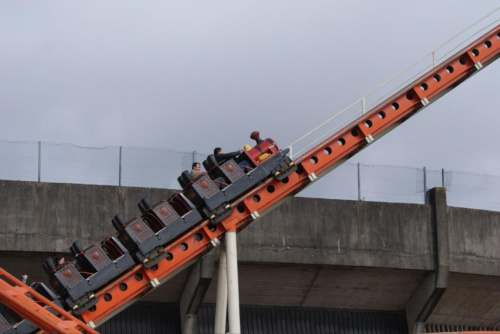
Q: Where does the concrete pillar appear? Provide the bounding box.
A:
[430,188,449,289]
[179,251,216,334]
[226,230,241,334]
[214,246,228,334]
[405,187,449,333]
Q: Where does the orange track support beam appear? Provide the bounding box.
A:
[77,25,499,329]
[0,269,98,334]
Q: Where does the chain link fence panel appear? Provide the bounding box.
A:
[121,146,182,189]
[425,168,443,191]
[120,147,206,189]
[0,140,499,212]
[0,140,39,182]
[298,162,358,200]
[445,170,500,212]
[41,142,120,185]
[358,163,425,204]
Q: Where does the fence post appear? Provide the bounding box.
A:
[441,168,445,187]
[357,163,361,201]
[192,151,196,164]
[38,141,41,182]
[423,167,427,204]
[119,146,122,187]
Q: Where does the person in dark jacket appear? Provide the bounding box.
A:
[213,147,242,164]
[213,147,252,172]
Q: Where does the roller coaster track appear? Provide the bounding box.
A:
[0,19,499,334]
[0,269,97,334]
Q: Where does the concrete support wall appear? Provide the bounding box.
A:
[238,197,434,270]
[405,188,449,333]
[0,180,174,252]
[1,180,500,276]
[179,252,215,334]
[449,207,500,276]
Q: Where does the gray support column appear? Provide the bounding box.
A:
[405,187,449,333]
[226,230,241,334]
[179,252,216,334]
[431,188,449,289]
[214,246,228,334]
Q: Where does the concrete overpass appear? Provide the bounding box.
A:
[0,180,499,333]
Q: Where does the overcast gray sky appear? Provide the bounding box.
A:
[1,1,499,175]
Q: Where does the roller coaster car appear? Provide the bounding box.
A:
[0,305,40,334]
[0,304,41,334]
[43,237,135,314]
[0,283,64,334]
[0,315,40,334]
[112,195,202,268]
[179,132,296,224]
[31,282,64,310]
[0,307,16,334]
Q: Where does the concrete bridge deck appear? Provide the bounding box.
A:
[0,180,499,332]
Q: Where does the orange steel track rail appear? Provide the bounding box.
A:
[3,25,498,332]
[76,24,499,329]
[0,269,98,334]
